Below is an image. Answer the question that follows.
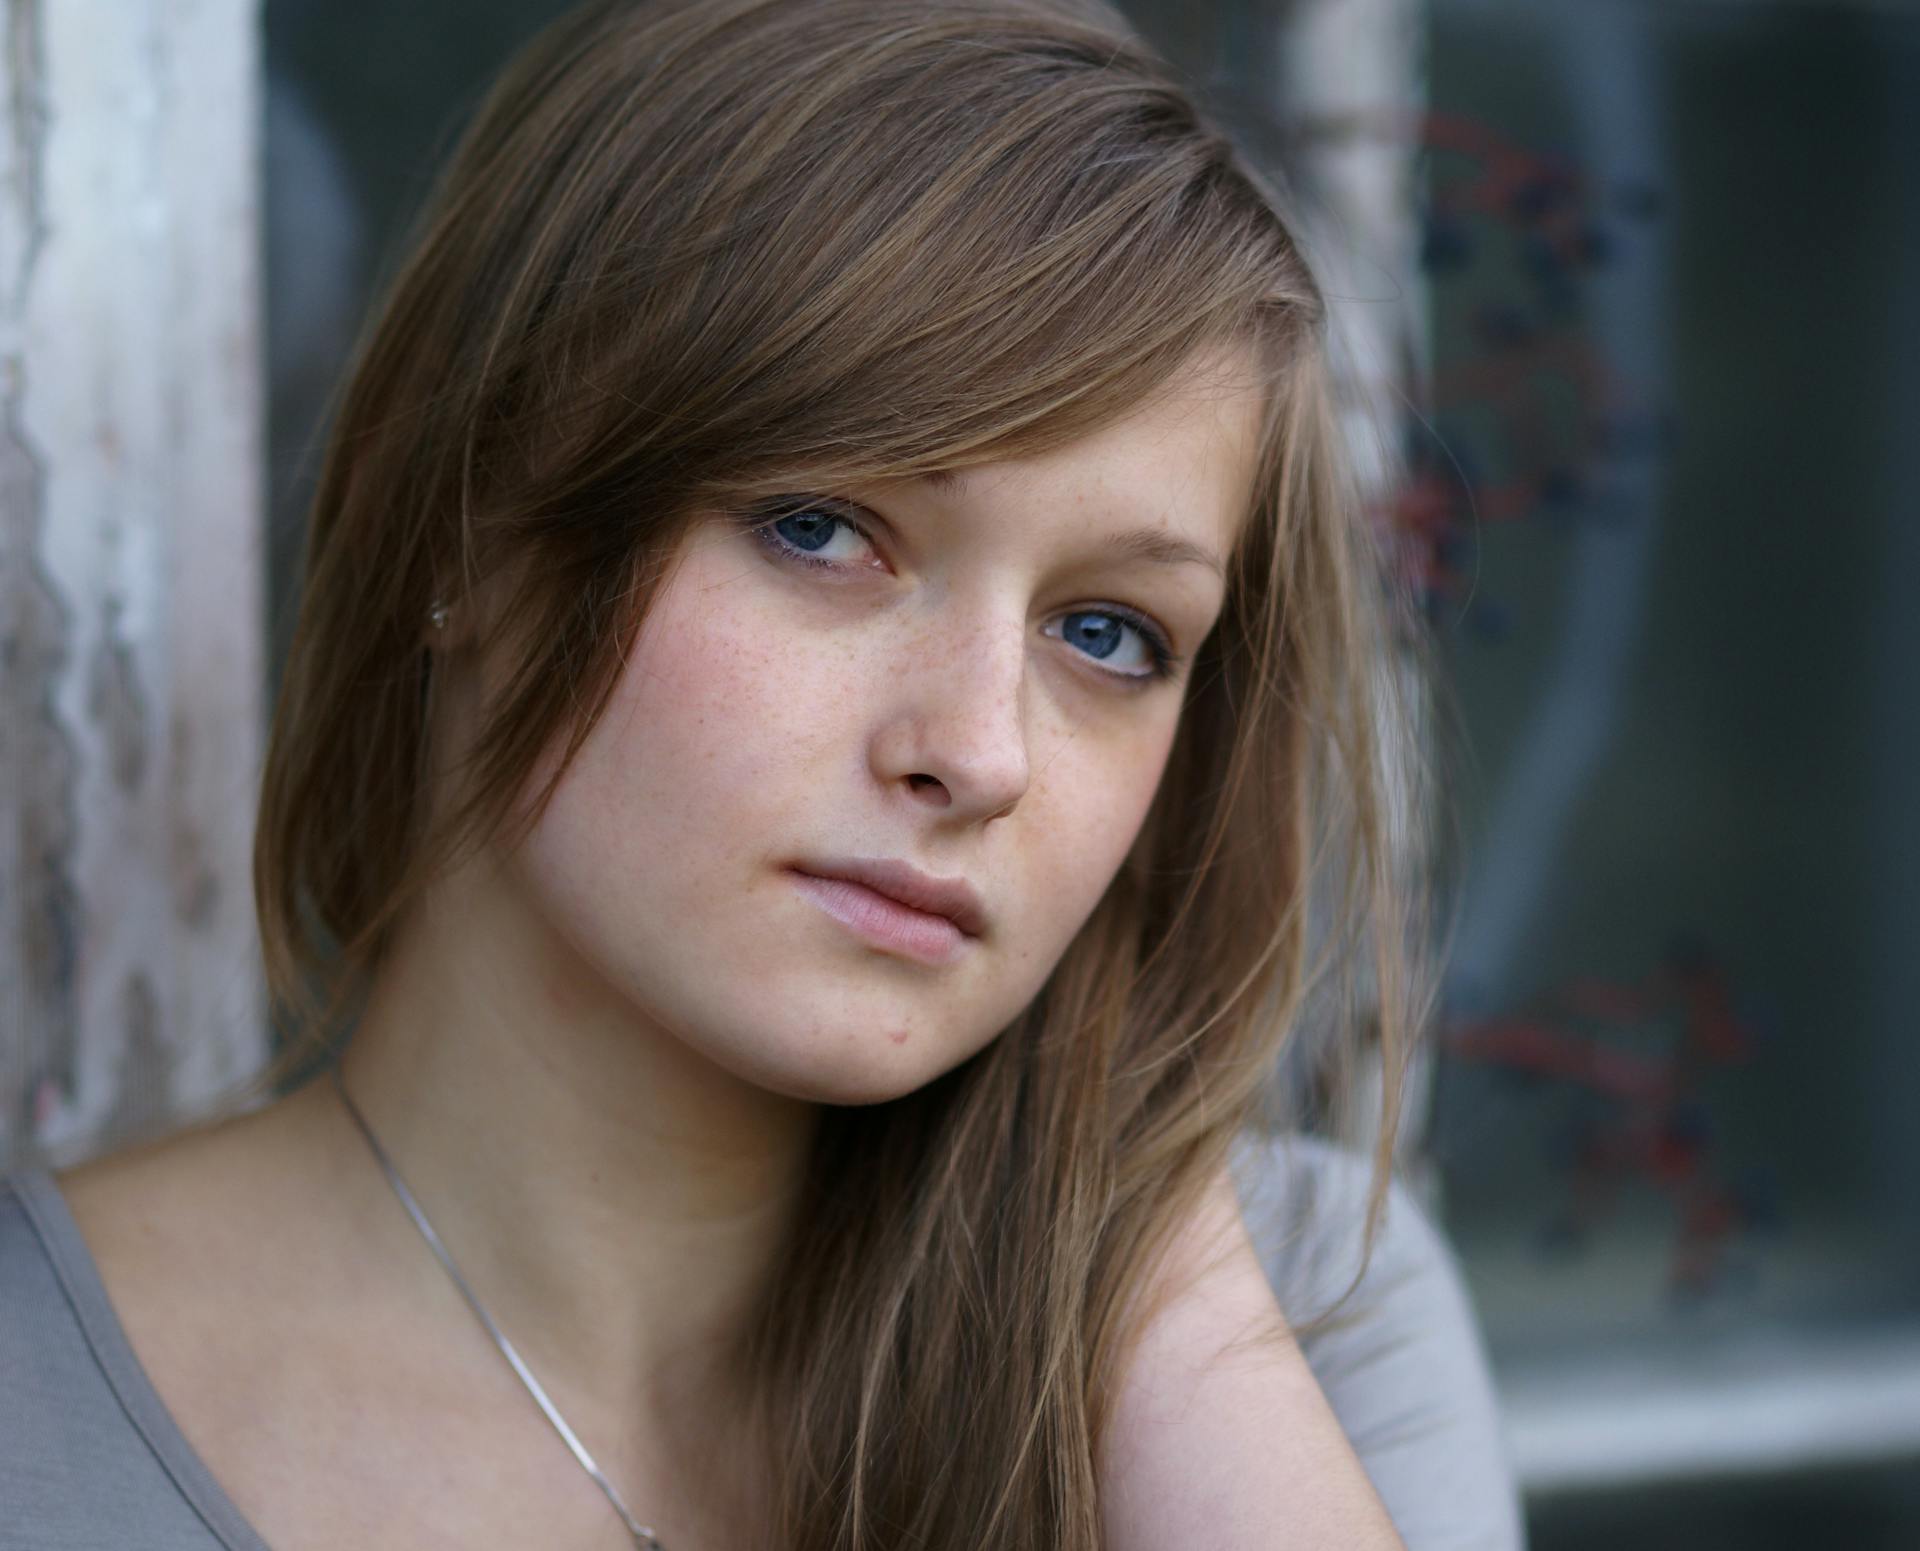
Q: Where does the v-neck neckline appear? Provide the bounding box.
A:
[11,1165,278,1551]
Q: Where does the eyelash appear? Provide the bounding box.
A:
[735,496,1185,686]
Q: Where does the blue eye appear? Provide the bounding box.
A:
[744,499,875,572]
[1051,608,1177,681]
[736,496,1184,685]
[761,502,863,568]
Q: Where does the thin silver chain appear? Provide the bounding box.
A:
[327,1061,667,1549]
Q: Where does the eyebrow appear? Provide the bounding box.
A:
[920,468,1226,580]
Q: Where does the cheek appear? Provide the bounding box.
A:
[507,527,912,1011]
[552,571,846,894]
[1013,721,1177,954]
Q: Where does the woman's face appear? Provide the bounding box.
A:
[502,348,1264,1105]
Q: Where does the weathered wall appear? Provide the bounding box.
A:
[1,0,266,1171]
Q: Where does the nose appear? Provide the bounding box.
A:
[870,597,1032,824]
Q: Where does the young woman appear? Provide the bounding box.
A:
[1,1,1520,1546]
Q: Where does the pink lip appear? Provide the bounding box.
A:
[788,871,975,966]
[788,855,988,937]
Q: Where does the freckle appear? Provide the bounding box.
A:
[889,1028,909,1045]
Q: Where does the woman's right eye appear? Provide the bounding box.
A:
[743,498,882,573]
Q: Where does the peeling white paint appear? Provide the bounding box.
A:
[2,0,266,1170]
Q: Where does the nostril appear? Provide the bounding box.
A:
[906,774,952,806]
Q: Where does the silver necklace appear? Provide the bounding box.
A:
[327,1061,668,1549]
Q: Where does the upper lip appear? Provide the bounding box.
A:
[792,856,988,938]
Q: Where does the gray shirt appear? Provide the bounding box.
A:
[0,1135,1524,1549]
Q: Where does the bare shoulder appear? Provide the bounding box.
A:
[58,1108,258,1296]
[1097,1162,1408,1551]
[49,1078,408,1466]
[52,1089,344,1413]
[54,1081,335,1306]
[45,1088,666,1550]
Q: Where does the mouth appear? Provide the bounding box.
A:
[786,869,978,967]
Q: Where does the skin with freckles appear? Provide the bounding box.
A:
[52,344,1266,1551]
[504,345,1259,1112]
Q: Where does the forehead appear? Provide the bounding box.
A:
[909,345,1265,571]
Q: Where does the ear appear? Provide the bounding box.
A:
[421,553,527,655]
[419,591,479,653]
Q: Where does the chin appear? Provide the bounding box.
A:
[697,1016,989,1109]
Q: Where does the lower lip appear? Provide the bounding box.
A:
[787,871,974,966]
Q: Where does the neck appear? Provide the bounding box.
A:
[317,844,818,1487]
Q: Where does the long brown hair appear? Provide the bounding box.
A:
[244,0,1445,1543]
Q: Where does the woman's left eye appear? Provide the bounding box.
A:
[742,497,1183,685]
[1041,608,1178,683]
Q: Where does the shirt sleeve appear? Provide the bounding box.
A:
[1228,1131,1530,1551]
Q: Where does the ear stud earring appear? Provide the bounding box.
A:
[427,600,450,630]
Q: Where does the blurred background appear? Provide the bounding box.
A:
[4,0,1916,1544]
